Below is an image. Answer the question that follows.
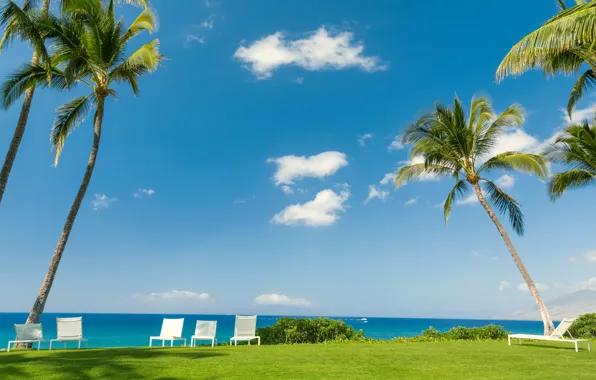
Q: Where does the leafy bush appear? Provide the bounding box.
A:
[569,314,596,339]
[256,317,365,345]
[420,325,509,341]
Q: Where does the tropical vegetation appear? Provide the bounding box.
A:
[394,96,555,335]
[568,313,596,338]
[256,318,365,345]
[0,0,162,324]
[543,120,596,200]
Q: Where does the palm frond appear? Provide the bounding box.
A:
[475,104,525,158]
[443,180,469,225]
[1,63,68,109]
[549,169,596,200]
[0,0,48,60]
[478,152,550,180]
[120,6,157,45]
[556,0,567,12]
[394,163,451,189]
[51,94,95,165]
[568,69,596,117]
[482,179,525,236]
[496,1,596,81]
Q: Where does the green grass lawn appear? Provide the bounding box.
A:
[0,341,593,379]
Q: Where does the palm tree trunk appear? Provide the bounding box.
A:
[473,183,555,335]
[0,0,51,205]
[25,97,105,325]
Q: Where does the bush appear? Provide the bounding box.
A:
[420,324,509,341]
[569,314,596,339]
[256,317,365,345]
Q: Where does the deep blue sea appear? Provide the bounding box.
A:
[0,313,546,349]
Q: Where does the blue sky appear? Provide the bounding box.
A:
[0,0,595,319]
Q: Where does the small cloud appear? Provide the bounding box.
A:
[380,172,396,186]
[456,193,478,206]
[234,26,387,79]
[471,250,481,258]
[135,290,211,301]
[561,104,596,127]
[185,34,206,47]
[358,133,373,147]
[364,185,389,204]
[201,14,216,29]
[294,77,305,84]
[568,257,578,263]
[234,195,256,205]
[433,201,445,209]
[134,188,156,198]
[585,251,596,262]
[388,136,404,151]
[268,151,348,186]
[255,294,311,308]
[498,280,510,291]
[518,283,549,292]
[495,174,515,189]
[489,256,499,261]
[404,197,419,206]
[92,194,117,211]
[204,0,214,6]
[281,185,294,195]
[273,186,350,227]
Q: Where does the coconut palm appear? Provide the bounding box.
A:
[496,1,596,117]
[544,120,596,200]
[395,96,555,335]
[0,0,149,206]
[1,0,162,323]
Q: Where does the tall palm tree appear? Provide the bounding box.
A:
[544,120,596,200]
[496,1,596,117]
[395,96,555,335]
[0,0,149,206]
[1,0,162,323]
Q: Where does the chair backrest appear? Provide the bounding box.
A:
[194,321,217,337]
[56,317,83,339]
[14,324,43,341]
[160,318,184,337]
[550,318,576,338]
[234,315,257,338]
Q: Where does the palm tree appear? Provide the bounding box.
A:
[0,0,150,206]
[496,1,596,117]
[1,0,162,323]
[544,120,596,200]
[394,96,555,335]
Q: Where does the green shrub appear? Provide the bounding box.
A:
[256,318,365,345]
[420,324,509,341]
[569,314,596,339]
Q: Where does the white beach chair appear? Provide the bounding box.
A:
[7,324,45,352]
[508,318,591,352]
[190,320,217,347]
[230,315,260,346]
[149,318,186,347]
[50,317,88,350]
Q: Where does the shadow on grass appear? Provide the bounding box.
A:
[0,348,228,379]
[513,342,591,352]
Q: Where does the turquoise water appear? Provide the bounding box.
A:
[0,313,545,349]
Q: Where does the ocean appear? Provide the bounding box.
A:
[0,313,545,349]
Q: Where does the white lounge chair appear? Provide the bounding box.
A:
[149,318,186,347]
[7,324,45,352]
[50,317,88,350]
[230,315,260,346]
[190,320,217,347]
[508,318,591,352]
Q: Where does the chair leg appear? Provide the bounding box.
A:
[518,339,522,345]
[50,341,53,350]
[78,340,81,349]
[171,339,173,347]
[37,341,41,350]
[212,338,215,347]
[7,342,11,353]
[507,336,511,346]
[575,342,578,352]
[162,340,165,347]
[588,341,591,352]
[257,337,260,346]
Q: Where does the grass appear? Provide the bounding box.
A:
[0,341,594,379]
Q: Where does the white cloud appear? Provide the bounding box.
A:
[433,201,445,209]
[456,193,478,206]
[498,280,510,291]
[388,136,404,151]
[136,290,211,301]
[92,194,117,211]
[294,76,305,84]
[364,185,388,204]
[201,15,216,29]
[255,294,311,307]
[494,174,515,189]
[486,129,541,159]
[358,133,373,147]
[471,250,481,258]
[562,104,596,126]
[273,186,350,227]
[397,155,440,183]
[267,151,348,186]
[281,185,294,195]
[380,172,396,186]
[404,197,419,206]
[518,283,549,292]
[234,27,386,79]
[568,257,578,263]
[134,188,156,198]
[185,34,206,47]
[585,251,596,262]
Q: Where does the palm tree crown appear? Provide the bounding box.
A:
[396,96,548,235]
[544,120,596,200]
